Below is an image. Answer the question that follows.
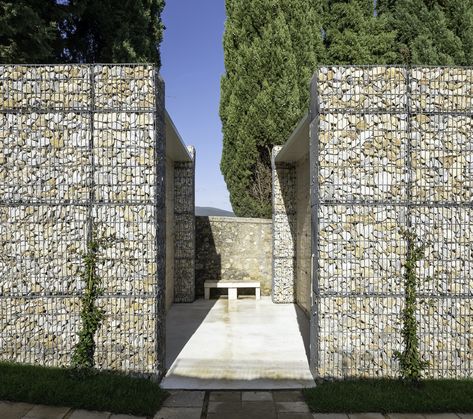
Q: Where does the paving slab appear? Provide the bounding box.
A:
[207,401,241,413]
[208,410,276,419]
[458,415,473,419]
[278,413,314,419]
[209,391,241,402]
[109,415,146,419]
[241,401,277,411]
[348,414,386,419]
[23,404,71,419]
[162,391,205,408]
[68,410,111,419]
[312,415,349,419]
[273,391,305,402]
[153,407,202,419]
[242,391,273,401]
[162,299,314,390]
[208,402,277,419]
[423,415,460,419]
[386,415,426,419]
[276,402,311,414]
[0,401,35,419]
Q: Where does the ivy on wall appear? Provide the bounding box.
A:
[72,235,114,375]
[395,229,429,382]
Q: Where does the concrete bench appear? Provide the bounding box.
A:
[204,281,261,300]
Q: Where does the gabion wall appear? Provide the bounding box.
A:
[272,148,311,315]
[272,146,296,303]
[0,65,167,376]
[311,66,473,378]
[174,146,196,303]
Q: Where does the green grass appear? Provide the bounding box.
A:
[304,379,473,413]
[0,362,167,416]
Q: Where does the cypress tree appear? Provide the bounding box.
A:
[281,0,326,112]
[443,0,473,64]
[61,0,165,65]
[220,0,324,218]
[0,0,62,63]
[323,0,397,64]
[378,0,469,65]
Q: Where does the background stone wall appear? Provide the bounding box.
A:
[195,216,272,297]
[0,65,166,376]
[312,66,473,379]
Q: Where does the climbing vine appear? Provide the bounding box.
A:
[71,235,111,374]
[394,229,429,382]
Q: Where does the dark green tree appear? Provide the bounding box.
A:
[282,0,326,112]
[441,0,473,64]
[220,0,324,218]
[378,0,471,65]
[0,0,165,65]
[323,0,397,64]
[0,0,62,63]
[61,0,165,65]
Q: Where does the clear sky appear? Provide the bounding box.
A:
[161,1,232,211]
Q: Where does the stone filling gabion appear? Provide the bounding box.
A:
[0,65,165,375]
[313,66,473,379]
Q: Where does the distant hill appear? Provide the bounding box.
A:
[195,207,235,217]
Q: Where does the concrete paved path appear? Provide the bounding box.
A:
[157,391,473,419]
[0,401,145,418]
[161,297,315,390]
[1,393,472,419]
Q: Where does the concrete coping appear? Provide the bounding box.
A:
[165,110,194,162]
[275,112,309,163]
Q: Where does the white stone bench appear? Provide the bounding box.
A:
[204,281,261,300]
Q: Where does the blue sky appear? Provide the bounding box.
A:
[161,1,232,211]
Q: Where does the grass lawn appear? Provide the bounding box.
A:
[304,379,473,413]
[0,362,167,416]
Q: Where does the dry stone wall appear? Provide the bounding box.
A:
[0,65,166,376]
[312,66,473,378]
[195,216,272,297]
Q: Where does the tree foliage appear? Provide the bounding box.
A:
[0,0,62,63]
[378,0,473,65]
[0,0,165,66]
[220,0,324,217]
[61,0,165,65]
[221,0,473,217]
[323,0,397,64]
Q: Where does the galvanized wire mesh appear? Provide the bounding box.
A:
[0,64,164,375]
[313,66,473,379]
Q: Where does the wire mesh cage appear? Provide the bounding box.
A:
[313,66,473,379]
[0,64,165,375]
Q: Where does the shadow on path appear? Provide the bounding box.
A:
[165,299,217,370]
